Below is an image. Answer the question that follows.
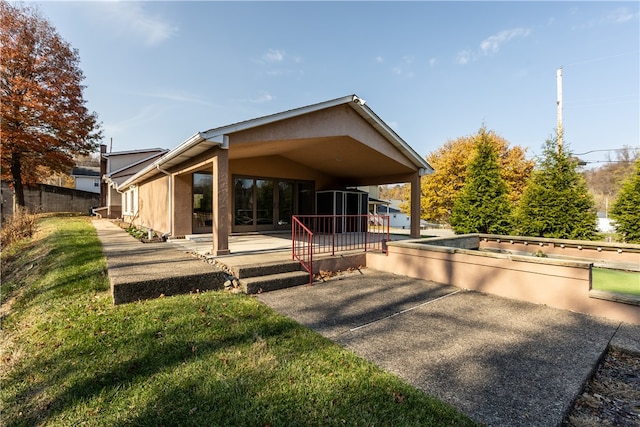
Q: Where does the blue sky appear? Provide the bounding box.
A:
[37,1,639,165]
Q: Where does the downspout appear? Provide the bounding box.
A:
[106,176,126,218]
[156,165,172,238]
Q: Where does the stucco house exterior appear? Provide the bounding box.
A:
[100,148,167,218]
[113,95,433,255]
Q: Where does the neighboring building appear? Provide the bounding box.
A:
[71,166,101,194]
[108,95,433,255]
[100,148,167,218]
[377,200,428,229]
[597,211,615,233]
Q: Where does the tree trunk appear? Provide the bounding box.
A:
[11,150,26,209]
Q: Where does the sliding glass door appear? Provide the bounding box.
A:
[233,176,313,233]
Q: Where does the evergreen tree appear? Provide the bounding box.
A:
[610,158,640,243]
[413,128,533,223]
[450,128,513,234]
[516,138,598,240]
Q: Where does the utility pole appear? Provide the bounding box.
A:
[557,68,563,151]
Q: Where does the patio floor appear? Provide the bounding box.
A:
[168,227,455,259]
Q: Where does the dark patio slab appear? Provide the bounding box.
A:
[257,270,626,427]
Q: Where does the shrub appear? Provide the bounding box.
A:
[0,208,38,249]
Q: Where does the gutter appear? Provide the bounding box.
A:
[119,133,222,190]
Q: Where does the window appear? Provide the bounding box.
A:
[123,187,138,216]
[94,179,100,188]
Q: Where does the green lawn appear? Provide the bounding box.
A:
[592,267,640,296]
[0,215,477,427]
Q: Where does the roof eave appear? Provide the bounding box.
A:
[118,133,223,190]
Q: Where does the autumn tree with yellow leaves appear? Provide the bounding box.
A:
[1,2,102,208]
[408,127,533,224]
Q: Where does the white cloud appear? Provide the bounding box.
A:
[572,7,638,30]
[104,104,168,135]
[402,54,415,64]
[606,7,636,24]
[95,3,178,46]
[391,55,416,77]
[457,27,531,65]
[262,49,286,63]
[429,57,438,67]
[456,50,471,65]
[479,28,531,55]
[249,91,275,104]
[135,90,214,107]
[255,49,303,78]
[375,56,384,63]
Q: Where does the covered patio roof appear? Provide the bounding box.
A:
[118,94,433,190]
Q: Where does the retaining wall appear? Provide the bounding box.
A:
[1,181,99,218]
[478,234,640,265]
[367,235,640,325]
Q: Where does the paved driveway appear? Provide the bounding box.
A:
[257,269,619,426]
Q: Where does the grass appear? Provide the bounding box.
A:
[0,215,477,427]
[591,267,640,296]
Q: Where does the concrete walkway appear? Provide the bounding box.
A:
[257,270,640,426]
[93,219,639,426]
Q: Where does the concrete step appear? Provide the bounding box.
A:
[232,260,303,279]
[241,270,311,294]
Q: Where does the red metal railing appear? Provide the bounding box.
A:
[292,214,390,284]
[292,216,314,284]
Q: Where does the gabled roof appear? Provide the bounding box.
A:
[119,95,433,190]
[104,150,168,187]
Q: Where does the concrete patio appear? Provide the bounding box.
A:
[167,227,455,259]
[94,218,640,426]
